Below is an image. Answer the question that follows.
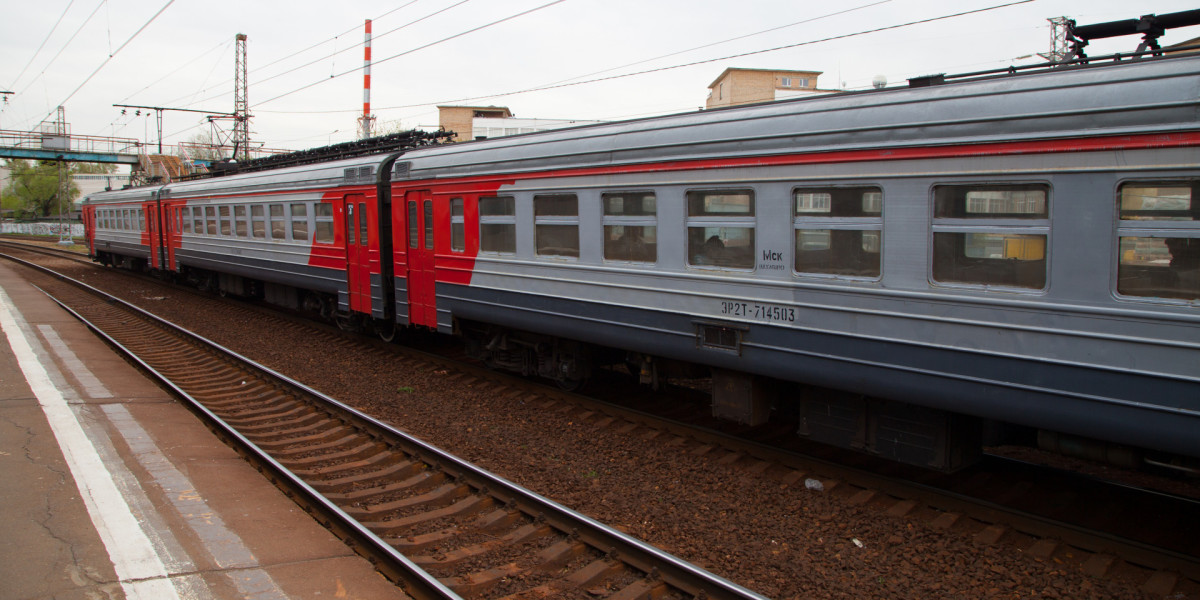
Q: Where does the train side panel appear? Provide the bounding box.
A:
[386,55,1200,462]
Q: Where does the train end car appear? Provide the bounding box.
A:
[83,184,163,270]
[156,153,403,333]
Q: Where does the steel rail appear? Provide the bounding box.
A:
[2,252,770,600]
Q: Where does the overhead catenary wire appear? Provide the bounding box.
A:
[33,0,177,125]
[7,0,77,90]
[263,0,894,117]
[164,0,429,110]
[254,0,570,108]
[17,0,109,96]
[254,0,889,118]
[390,0,1035,110]
[120,38,231,103]
[255,0,1032,116]
[540,0,894,89]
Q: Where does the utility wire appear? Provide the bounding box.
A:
[17,0,108,96]
[166,0,426,109]
[540,0,893,88]
[121,38,230,102]
[177,0,473,110]
[255,0,570,107]
[377,0,1035,111]
[252,0,472,89]
[35,0,176,124]
[7,0,76,90]
[254,0,1027,116]
[250,0,423,76]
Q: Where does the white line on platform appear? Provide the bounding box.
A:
[38,324,113,399]
[0,285,182,600]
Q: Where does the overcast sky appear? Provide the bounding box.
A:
[3,0,1199,154]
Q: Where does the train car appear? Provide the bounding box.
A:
[83,52,1200,471]
[156,154,402,332]
[383,53,1200,470]
[83,184,161,270]
[85,153,404,334]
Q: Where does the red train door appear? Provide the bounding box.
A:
[405,190,437,327]
[164,205,178,270]
[344,195,371,313]
[145,204,161,269]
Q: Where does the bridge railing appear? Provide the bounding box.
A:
[0,129,144,157]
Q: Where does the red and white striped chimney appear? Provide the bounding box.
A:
[358,19,375,139]
[363,19,372,119]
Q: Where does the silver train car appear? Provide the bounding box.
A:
[86,52,1200,470]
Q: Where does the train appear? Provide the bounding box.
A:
[83,52,1200,471]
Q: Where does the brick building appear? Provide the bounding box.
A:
[437,106,604,142]
[705,68,833,109]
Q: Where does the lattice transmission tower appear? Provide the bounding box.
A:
[1040,17,1072,64]
[233,33,250,161]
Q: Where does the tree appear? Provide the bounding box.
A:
[1,159,114,218]
[178,130,227,162]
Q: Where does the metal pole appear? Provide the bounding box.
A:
[57,158,72,245]
[234,33,249,161]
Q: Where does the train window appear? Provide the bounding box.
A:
[1116,181,1200,300]
[479,196,516,254]
[314,203,334,244]
[450,198,465,252]
[687,190,755,269]
[931,184,1049,290]
[408,202,418,249]
[358,202,368,245]
[424,200,434,250]
[535,194,579,258]
[205,206,217,236]
[936,186,1047,218]
[290,203,309,242]
[217,206,231,236]
[269,204,286,240]
[603,192,656,263]
[793,186,882,278]
[251,205,266,238]
[233,206,247,237]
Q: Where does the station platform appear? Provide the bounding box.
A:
[0,262,411,600]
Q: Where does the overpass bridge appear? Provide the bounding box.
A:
[0,129,143,165]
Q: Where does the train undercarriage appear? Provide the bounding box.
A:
[93,253,1199,476]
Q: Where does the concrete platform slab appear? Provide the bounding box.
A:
[0,261,411,600]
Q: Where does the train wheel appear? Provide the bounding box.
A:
[556,376,587,392]
[334,311,361,333]
[375,319,397,343]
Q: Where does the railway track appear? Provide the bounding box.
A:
[4,239,1199,597]
[0,250,767,600]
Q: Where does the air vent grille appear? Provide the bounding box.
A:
[343,166,375,185]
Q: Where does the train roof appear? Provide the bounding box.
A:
[81,184,160,206]
[393,53,1200,181]
[159,153,399,199]
[82,153,401,206]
